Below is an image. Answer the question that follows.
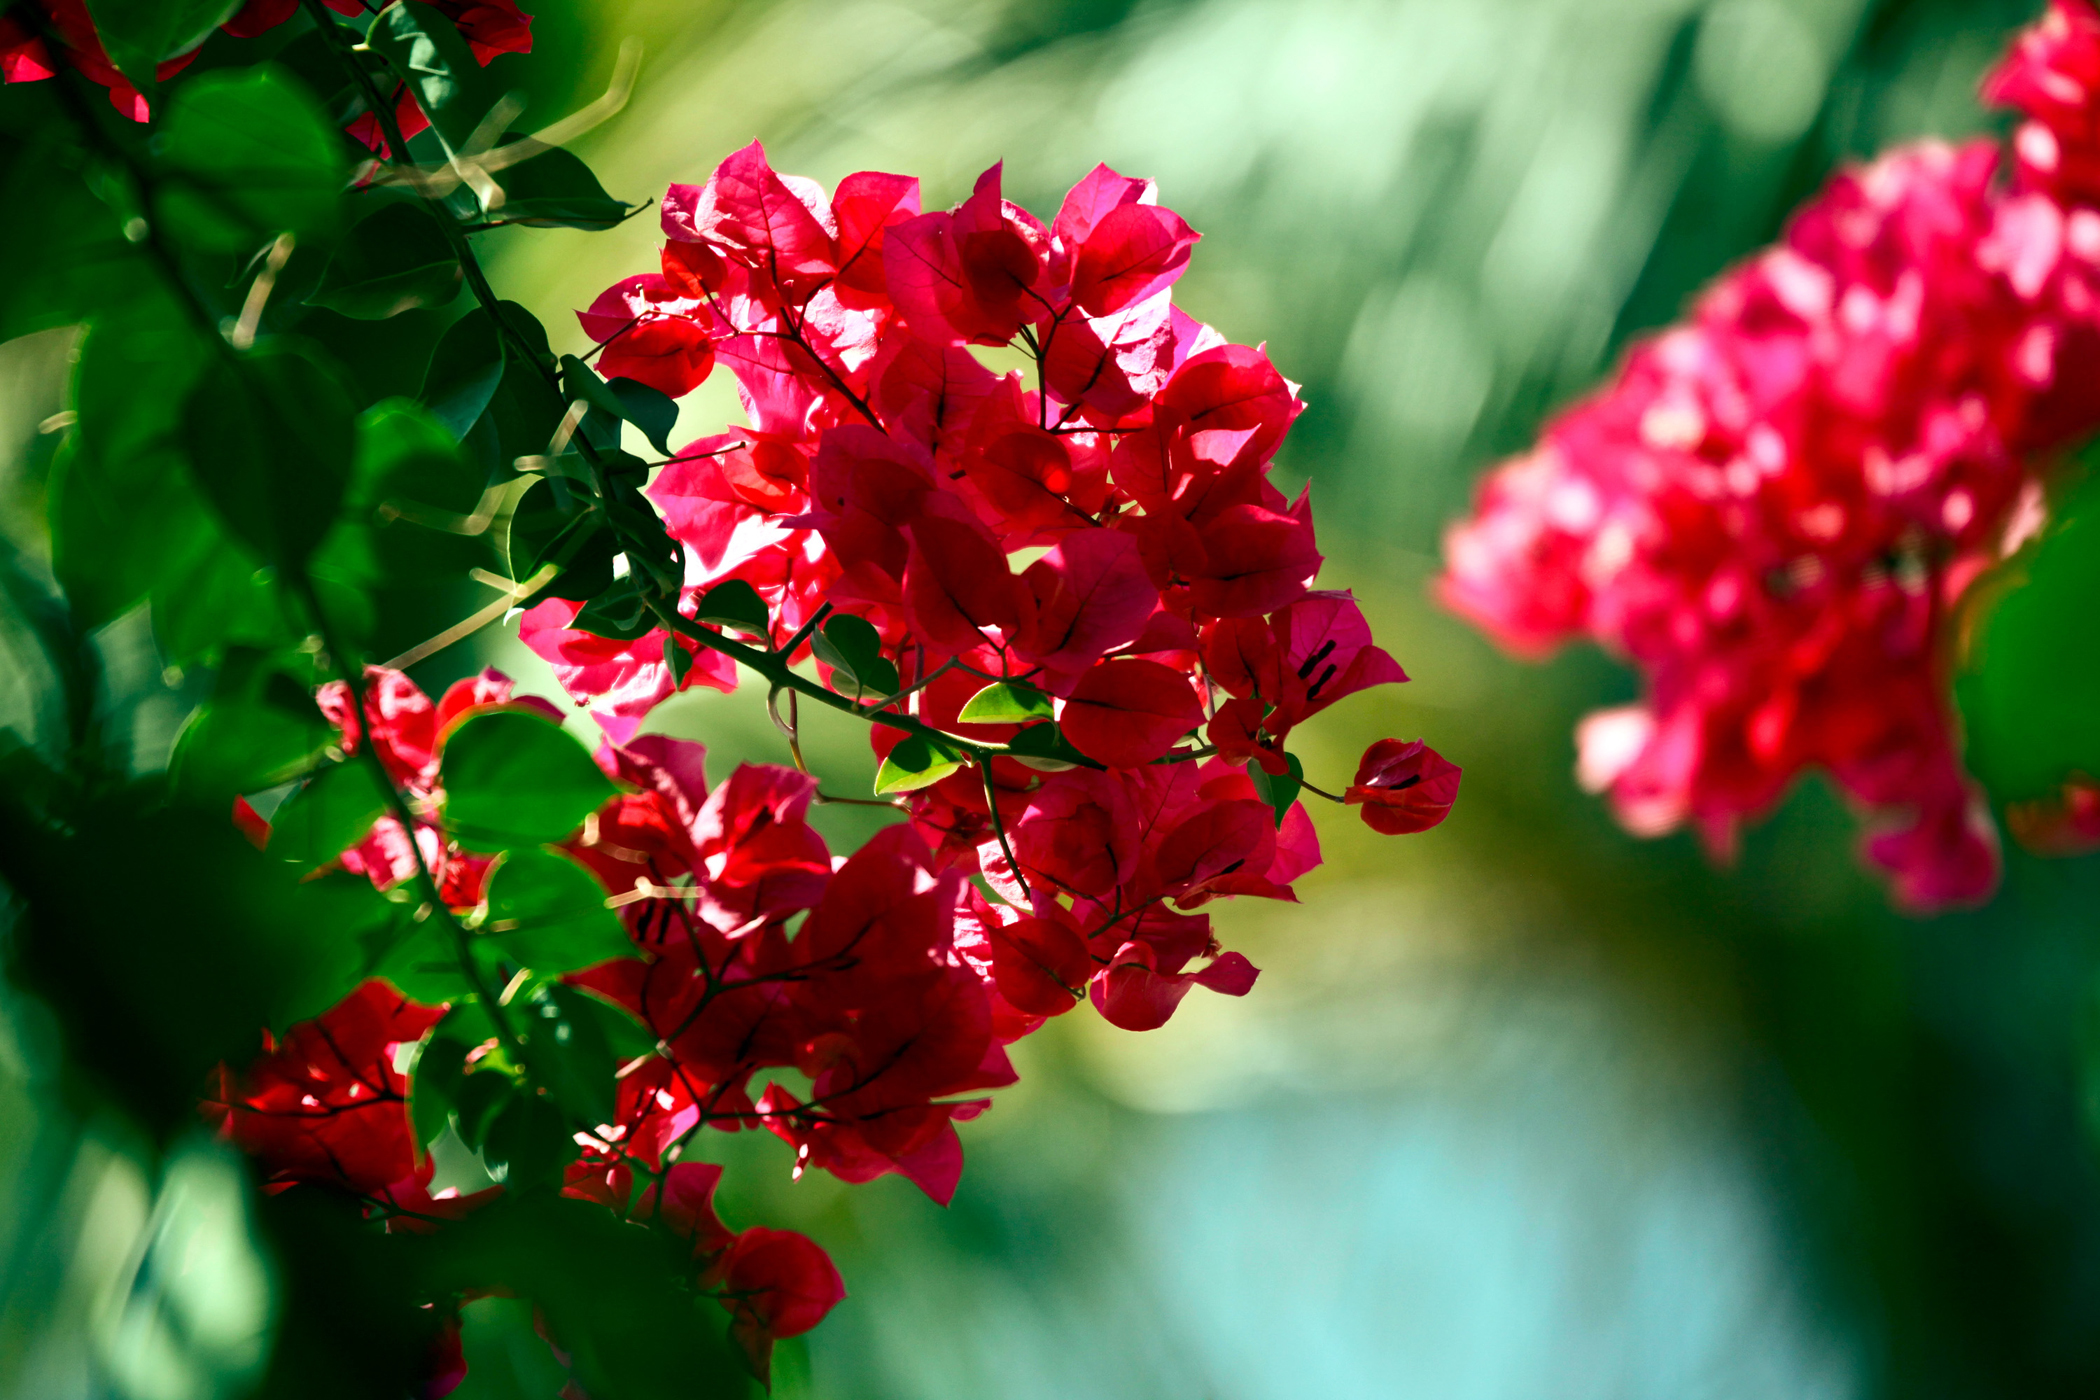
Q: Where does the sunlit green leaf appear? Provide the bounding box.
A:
[441,710,616,850]
[958,679,1055,723]
[873,733,967,794]
[483,846,633,974]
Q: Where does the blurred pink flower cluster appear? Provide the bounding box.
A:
[1441,0,2100,908]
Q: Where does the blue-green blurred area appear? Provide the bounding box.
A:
[9,0,2100,1396]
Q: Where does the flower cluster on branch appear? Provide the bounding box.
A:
[1441,0,2100,908]
[201,142,1457,1384]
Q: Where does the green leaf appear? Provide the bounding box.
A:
[1959,465,2100,802]
[267,760,393,871]
[0,125,152,341]
[1246,751,1305,827]
[268,26,398,130]
[518,982,628,1128]
[417,1195,749,1397]
[957,679,1055,723]
[441,710,616,851]
[694,579,769,635]
[151,536,299,666]
[50,296,217,628]
[480,1092,571,1189]
[873,733,967,794]
[507,478,616,602]
[559,355,678,456]
[366,0,503,153]
[372,918,483,1004]
[488,143,639,231]
[1004,721,1086,773]
[168,649,332,800]
[812,613,899,700]
[452,1071,519,1156]
[82,0,233,105]
[156,68,344,256]
[307,202,463,319]
[348,399,486,518]
[663,633,692,687]
[482,847,633,974]
[409,1032,470,1152]
[420,308,506,440]
[183,340,358,568]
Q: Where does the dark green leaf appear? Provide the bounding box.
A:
[183,340,358,568]
[873,733,967,795]
[348,399,487,517]
[663,633,692,686]
[489,143,639,231]
[812,613,899,700]
[483,847,633,974]
[507,477,615,602]
[0,125,151,341]
[420,308,506,440]
[518,982,628,1128]
[417,1194,751,1398]
[409,1033,470,1152]
[453,1069,520,1153]
[1246,751,1305,827]
[571,578,657,641]
[268,759,393,871]
[1960,464,2100,802]
[307,202,463,319]
[608,378,679,456]
[1005,721,1086,773]
[957,679,1055,723]
[168,649,331,800]
[0,788,392,1132]
[559,355,678,457]
[372,918,484,1004]
[695,579,769,635]
[268,27,396,130]
[480,1092,571,1189]
[156,68,344,256]
[151,537,300,666]
[82,0,232,104]
[441,710,616,850]
[366,1,503,152]
[50,296,217,627]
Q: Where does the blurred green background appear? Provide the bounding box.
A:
[10,0,2100,1396]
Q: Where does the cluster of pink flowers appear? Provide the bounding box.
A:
[208,147,1459,1381]
[0,0,529,131]
[1441,0,2100,908]
[534,144,1456,932]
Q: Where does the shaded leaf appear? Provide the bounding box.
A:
[308,202,463,319]
[156,68,343,255]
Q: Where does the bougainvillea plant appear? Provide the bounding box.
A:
[0,1,1453,1395]
[1441,0,2100,911]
